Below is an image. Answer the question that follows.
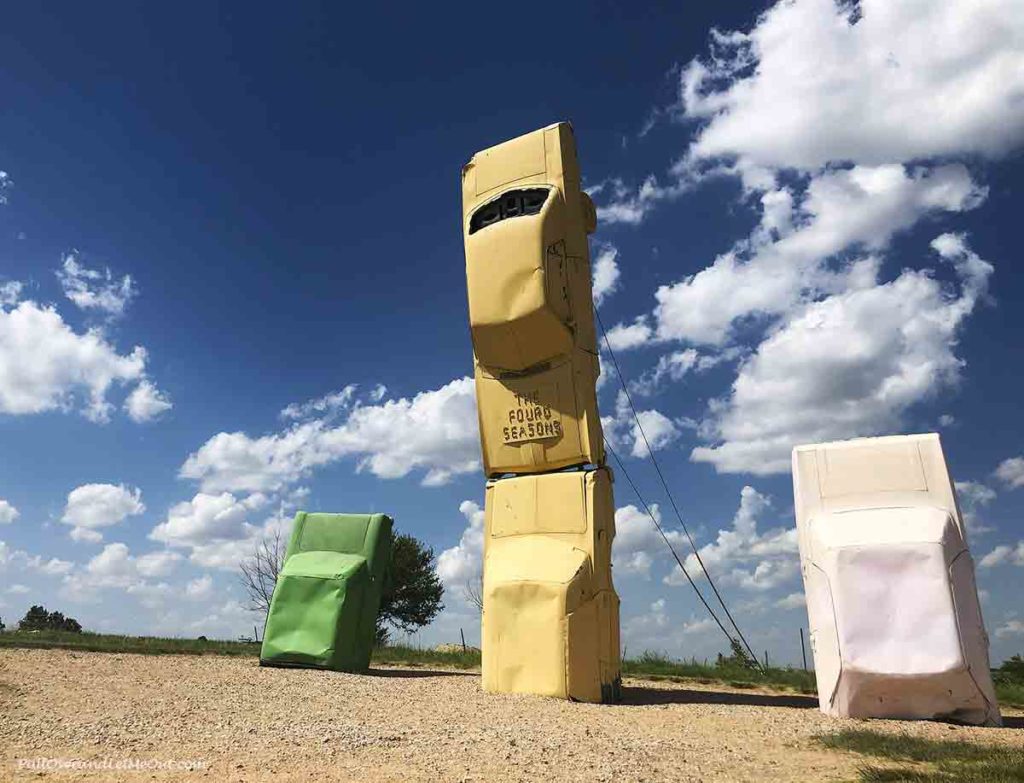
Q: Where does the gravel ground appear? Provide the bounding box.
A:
[0,649,1020,782]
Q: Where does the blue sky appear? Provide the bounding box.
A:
[1,0,1022,665]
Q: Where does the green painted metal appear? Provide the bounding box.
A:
[260,512,393,672]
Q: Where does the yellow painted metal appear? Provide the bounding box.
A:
[462,122,597,371]
[474,348,604,476]
[481,468,620,702]
[464,121,620,703]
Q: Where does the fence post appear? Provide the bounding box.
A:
[460,628,467,654]
[800,627,808,671]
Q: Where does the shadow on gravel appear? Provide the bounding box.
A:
[621,686,817,709]
[366,668,475,679]
[1001,716,1024,730]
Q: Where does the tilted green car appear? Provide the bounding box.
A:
[260,512,392,672]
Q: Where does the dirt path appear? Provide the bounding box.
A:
[0,649,1020,782]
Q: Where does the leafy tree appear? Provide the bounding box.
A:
[375,533,445,645]
[716,638,760,671]
[998,654,1024,681]
[18,605,49,630]
[18,605,83,633]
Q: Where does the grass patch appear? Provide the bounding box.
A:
[819,729,1023,782]
[996,682,1024,710]
[624,650,1024,708]
[372,644,480,670]
[0,631,483,669]
[0,630,259,656]
[992,668,1024,710]
[622,649,817,694]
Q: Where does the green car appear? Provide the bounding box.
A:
[260,512,393,672]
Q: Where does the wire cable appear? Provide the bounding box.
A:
[604,439,740,652]
[596,308,763,670]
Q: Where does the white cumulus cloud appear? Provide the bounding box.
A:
[692,236,993,474]
[955,480,997,536]
[151,492,251,548]
[680,0,1024,172]
[630,349,699,397]
[65,542,180,593]
[69,526,103,544]
[612,503,687,577]
[61,483,145,542]
[996,620,1024,638]
[124,379,172,422]
[185,574,214,601]
[666,486,798,593]
[775,592,805,610]
[1,542,74,577]
[603,317,653,352]
[280,385,357,420]
[603,391,684,460]
[653,165,984,347]
[594,176,688,226]
[436,500,485,595]
[181,377,479,493]
[0,281,23,307]
[995,456,1024,489]
[0,300,160,423]
[149,493,292,573]
[591,245,621,306]
[979,542,1024,569]
[135,550,182,578]
[622,597,718,651]
[56,252,137,316]
[0,499,19,525]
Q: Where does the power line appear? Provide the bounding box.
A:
[604,439,739,652]
[596,308,762,670]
